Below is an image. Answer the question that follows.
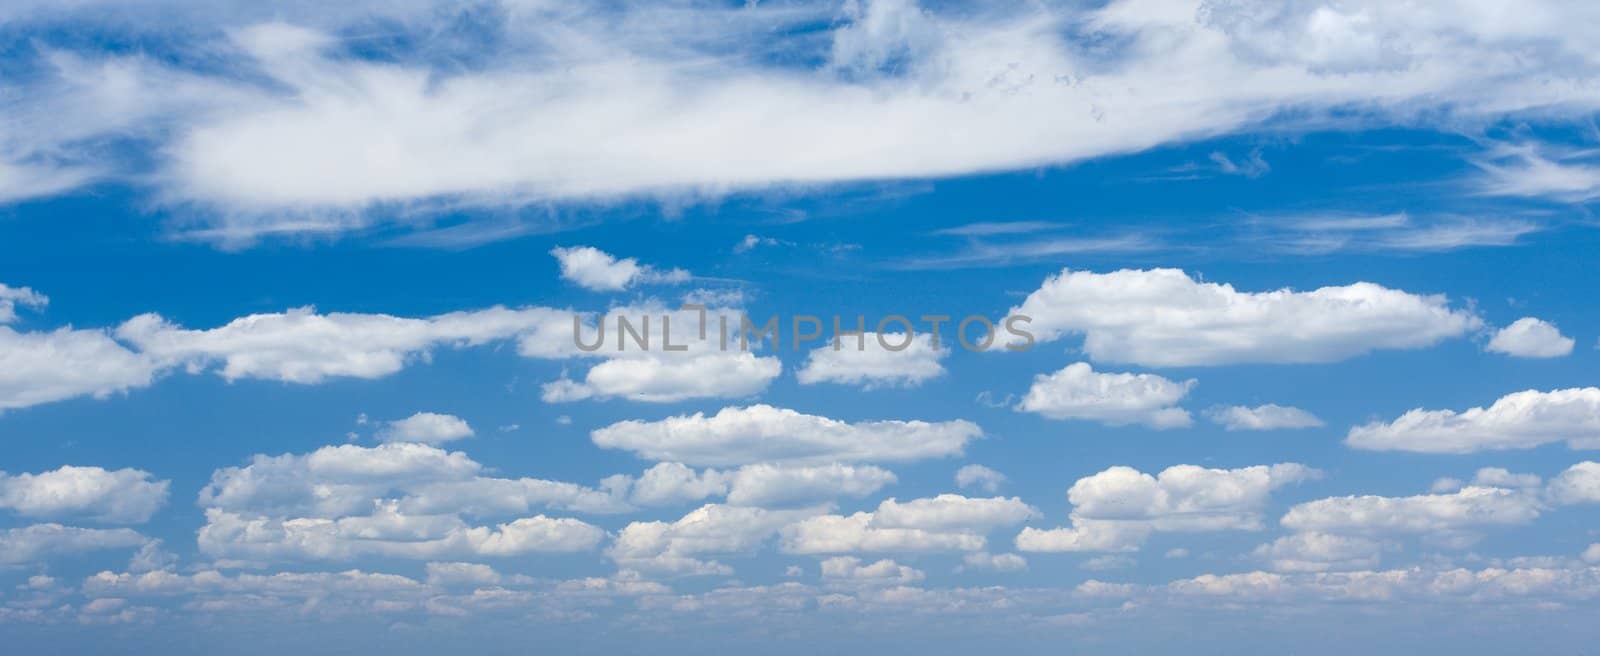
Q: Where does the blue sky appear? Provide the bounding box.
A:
[4,1,1600,654]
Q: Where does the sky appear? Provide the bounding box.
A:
[4,0,1600,653]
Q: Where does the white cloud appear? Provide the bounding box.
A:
[0,524,148,564]
[0,284,47,324]
[781,494,1037,555]
[1164,563,1600,605]
[608,504,821,576]
[1280,487,1542,538]
[819,556,925,587]
[590,404,981,467]
[116,305,571,384]
[0,326,160,411]
[1015,362,1195,429]
[541,352,781,403]
[1474,141,1600,202]
[1018,463,1317,553]
[615,462,896,508]
[1252,532,1384,572]
[1275,463,1600,555]
[795,332,948,389]
[782,513,986,555]
[1547,462,1600,505]
[201,441,628,518]
[194,440,623,561]
[0,466,169,524]
[961,551,1027,572]
[424,562,502,588]
[197,507,605,561]
[0,290,779,411]
[1204,404,1324,431]
[954,464,1006,493]
[550,246,689,292]
[870,495,1039,532]
[623,463,731,507]
[1346,388,1600,453]
[724,463,897,507]
[1486,317,1575,358]
[1009,268,1480,367]
[8,1,1600,238]
[377,412,475,444]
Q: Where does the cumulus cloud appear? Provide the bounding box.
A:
[1346,387,1600,453]
[1546,462,1600,506]
[1485,317,1575,358]
[819,556,925,586]
[195,440,622,561]
[377,412,475,444]
[617,462,895,508]
[609,504,822,576]
[1275,462,1600,557]
[795,332,949,389]
[781,494,1037,555]
[0,524,149,564]
[0,326,160,411]
[0,466,169,524]
[541,352,781,403]
[1204,404,1324,431]
[198,507,605,561]
[1251,533,1385,573]
[116,305,571,384]
[1015,362,1195,429]
[955,464,1006,493]
[1018,463,1318,553]
[961,551,1028,572]
[1009,268,1479,367]
[724,463,897,507]
[590,404,981,467]
[550,246,689,292]
[1280,487,1542,542]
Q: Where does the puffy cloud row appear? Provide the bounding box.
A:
[590,404,982,467]
[1348,387,1600,453]
[1009,268,1480,367]
[0,285,779,411]
[1018,463,1318,553]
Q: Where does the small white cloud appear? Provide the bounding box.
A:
[1347,387,1600,453]
[542,353,781,404]
[961,551,1027,572]
[0,466,170,524]
[0,284,47,324]
[1204,404,1324,431]
[377,412,475,445]
[1485,317,1574,358]
[591,404,981,467]
[0,524,149,564]
[1010,268,1481,367]
[1015,362,1195,429]
[954,464,1007,493]
[550,246,689,292]
[796,332,948,389]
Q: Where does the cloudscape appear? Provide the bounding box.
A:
[3,1,1600,654]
